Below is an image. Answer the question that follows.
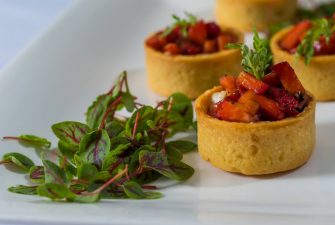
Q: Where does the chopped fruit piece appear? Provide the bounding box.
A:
[220,75,238,95]
[164,43,180,55]
[270,88,299,117]
[237,91,259,115]
[254,94,285,121]
[236,72,270,94]
[212,100,256,122]
[280,20,312,50]
[180,41,202,55]
[206,22,221,39]
[217,34,232,50]
[272,62,305,95]
[166,27,181,43]
[262,72,281,87]
[146,35,161,50]
[203,40,217,53]
[188,21,207,45]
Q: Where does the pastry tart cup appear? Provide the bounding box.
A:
[144,30,243,99]
[195,86,316,175]
[271,27,335,101]
[215,0,297,32]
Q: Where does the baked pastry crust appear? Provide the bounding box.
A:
[195,86,316,175]
[215,0,297,32]
[144,30,243,99]
[271,27,335,101]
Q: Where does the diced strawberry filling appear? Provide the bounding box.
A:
[146,17,237,55]
[236,72,270,95]
[281,19,335,56]
[210,62,311,122]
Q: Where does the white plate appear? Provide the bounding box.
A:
[1,0,335,224]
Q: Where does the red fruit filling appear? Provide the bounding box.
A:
[146,17,238,55]
[209,62,311,123]
[280,17,335,56]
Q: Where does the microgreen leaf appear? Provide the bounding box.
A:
[86,94,114,129]
[42,160,67,184]
[3,135,51,149]
[162,12,197,38]
[139,151,194,181]
[52,121,91,147]
[70,193,100,203]
[296,18,335,64]
[166,140,197,154]
[29,166,45,184]
[37,183,74,201]
[8,185,37,195]
[78,129,111,169]
[122,181,162,199]
[2,152,34,172]
[77,163,98,181]
[226,30,272,80]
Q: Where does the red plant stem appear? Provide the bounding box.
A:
[132,112,140,140]
[99,96,122,129]
[89,166,128,195]
[141,185,157,190]
[2,136,20,141]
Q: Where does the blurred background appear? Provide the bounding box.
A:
[0,0,334,70]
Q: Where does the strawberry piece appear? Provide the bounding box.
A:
[272,62,305,95]
[188,21,207,45]
[206,22,221,39]
[203,40,217,53]
[254,94,285,121]
[219,75,240,100]
[280,20,312,51]
[166,27,181,43]
[262,72,281,87]
[236,72,270,94]
[146,35,162,50]
[212,100,256,122]
[180,41,202,55]
[220,75,237,94]
[270,88,299,117]
[217,34,232,50]
[164,43,180,55]
[237,91,259,115]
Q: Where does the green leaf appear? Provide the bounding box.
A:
[42,160,67,184]
[2,152,34,172]
[105,120,124,138]
[52,121,91,147]
[3,135,51,149]
[121,181,146,199]
[70,193,100,203]
[139,151,194,181]
[162,12,197,38]
[166,140,197,154]
[122,92,136,112]
[86,94,114,129]
[78,129,111,168]
[29,166,45,184]
[226,30,272,80]
[77,163,98,181]
[8,185,37,195]
[58,140,77,157]
[122,181,162,199]
[296,18,335,64]
[37,183,74,200]
[102,143,130,170]
[167,93,193,126]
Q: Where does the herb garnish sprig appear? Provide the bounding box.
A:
[162,12,197,38]
[1,71,196,203]
[296,18,335,64]
[226,30,272,80]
